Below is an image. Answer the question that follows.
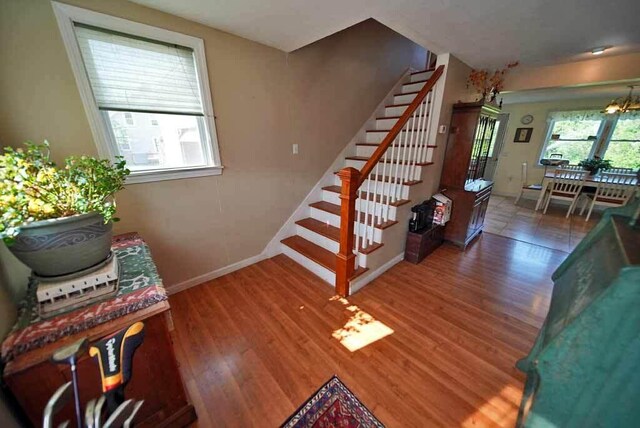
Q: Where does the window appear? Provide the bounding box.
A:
[539,110,640,169]
[52,2,222,183]
[605,116,640,169]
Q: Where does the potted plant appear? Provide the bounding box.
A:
[577,157,613,176]
[0,141,129,277]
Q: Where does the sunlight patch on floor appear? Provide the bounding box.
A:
[462,384,523,427]
[330,295,394,352]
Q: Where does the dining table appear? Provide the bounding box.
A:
[534,171,638,211]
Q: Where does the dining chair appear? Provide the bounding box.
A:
[543,168,587,218]
[606,167,636,174]
[579,173,636,221]
[515,162,543,205]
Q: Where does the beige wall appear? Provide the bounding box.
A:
[492,97,611,196]
[0,0,425,292]
[504,52,640,92]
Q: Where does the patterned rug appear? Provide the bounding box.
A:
[281,376,384,428]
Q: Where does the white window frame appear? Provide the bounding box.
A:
[52,1,223,184]
[538,112,608,165]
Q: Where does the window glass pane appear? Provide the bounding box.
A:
[541,140,593,165]
[106,111,207,170]
[606,117,640,169]
[551,119,601,140]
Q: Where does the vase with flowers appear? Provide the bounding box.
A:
[467,61,519,103]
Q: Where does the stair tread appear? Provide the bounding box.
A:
[322,186,410,207]
[394,91,420,96]
[295,217,385,254]
[411,67,436,75]
[376,115,428,120]
[403,78,430,86]
[345,156,434,166]
[333,171,422,185]
[367,128,428,133]
[281,235,368,279]
[309,201,397,230]
[357,143,437,148]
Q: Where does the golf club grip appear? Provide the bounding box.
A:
[89,322,145,394]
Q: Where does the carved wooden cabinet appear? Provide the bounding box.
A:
[440,101,499,249]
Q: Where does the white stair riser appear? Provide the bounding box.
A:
[385,105,406,116]
[402,81,426,93]
[322,190,398,220]
[358,144,430,158]
[345,159,423,178]
[410,71,434,82]
[281,245,335,285]
[365,131,386,144]
[394,93,417,104]
[333,175,411,199]
[376,118,398,130]
[296,224,339,253]
[356,144,435,159]
[311,206,340,227]
[366,129,428,144]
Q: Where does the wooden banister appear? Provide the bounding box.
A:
[357,65,444,187]
[335,167,360,296]
[334,65,445,296]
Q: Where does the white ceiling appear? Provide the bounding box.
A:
[130,0,640,68]
[502,80,640,105]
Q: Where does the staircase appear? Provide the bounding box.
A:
[280,66,444,294]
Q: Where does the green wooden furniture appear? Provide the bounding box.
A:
[516,193,640,427]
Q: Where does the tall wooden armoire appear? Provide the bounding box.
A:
[440,101,500,248]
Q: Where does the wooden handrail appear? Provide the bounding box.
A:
[357,65,444,187]
[335,65,445,296]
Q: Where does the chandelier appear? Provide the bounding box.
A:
[603,85,640,114]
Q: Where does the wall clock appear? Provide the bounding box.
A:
[521,114,534,125]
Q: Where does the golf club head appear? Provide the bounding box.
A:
[85,398,96,428]
[43,381,73,428]
[102,399,134,428]
[123,400,144,428]
[57,422,70,428]
[94,395,106,428]
[51,338,89,366]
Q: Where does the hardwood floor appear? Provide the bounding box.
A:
[484,195,600,253]
[169,233,565,427]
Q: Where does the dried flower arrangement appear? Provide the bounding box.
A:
[467,61,519,102]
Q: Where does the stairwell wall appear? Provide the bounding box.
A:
[0,0,425,297]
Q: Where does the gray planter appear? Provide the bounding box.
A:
[8,212,113,277]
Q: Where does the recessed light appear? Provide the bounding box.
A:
[591,47,607,55]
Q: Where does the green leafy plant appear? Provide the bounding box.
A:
[0,141,130,244]
[578,157,613,174]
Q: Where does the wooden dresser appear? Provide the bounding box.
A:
[440,101,499,248]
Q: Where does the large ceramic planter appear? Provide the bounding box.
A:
[8,212,113,277]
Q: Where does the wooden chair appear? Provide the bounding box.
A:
[515,162,543,205]
[579,173,636,221]
[606,167,636,175]
[543,168,587,218]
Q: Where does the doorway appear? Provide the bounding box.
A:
[484,113,509,181]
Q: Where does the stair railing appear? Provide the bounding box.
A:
[335,65,445,296]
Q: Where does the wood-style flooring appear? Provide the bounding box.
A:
[170,233,565,427]
[484,195,599,253]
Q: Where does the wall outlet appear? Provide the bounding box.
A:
[292,144,299,155]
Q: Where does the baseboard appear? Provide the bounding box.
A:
[166,252,268,295]
[349,252,404,294]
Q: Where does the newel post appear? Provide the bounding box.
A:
[336,167,360,297]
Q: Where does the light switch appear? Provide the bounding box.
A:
[292,144,299,155]
[438,125,447,134]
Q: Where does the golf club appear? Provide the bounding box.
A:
[42,381,72,428]
[50,338,89,428]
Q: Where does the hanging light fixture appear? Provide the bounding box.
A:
[603,85,640,114]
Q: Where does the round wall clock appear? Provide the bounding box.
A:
[521,114,534,125]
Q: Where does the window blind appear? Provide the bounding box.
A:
[74,24,204,115]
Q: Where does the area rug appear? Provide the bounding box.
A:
[281,375,384,428]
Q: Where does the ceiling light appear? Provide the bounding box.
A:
[591,47,607,55]
[603,85,640,114]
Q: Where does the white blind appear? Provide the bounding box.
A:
[74,24,204,115]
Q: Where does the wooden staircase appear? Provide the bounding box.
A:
[280,66,444,293]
